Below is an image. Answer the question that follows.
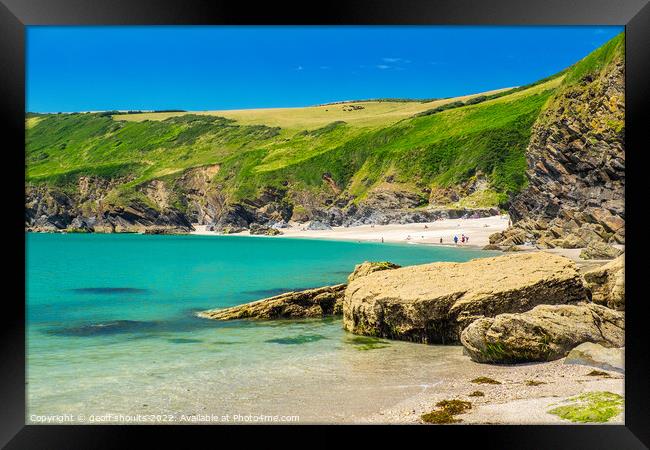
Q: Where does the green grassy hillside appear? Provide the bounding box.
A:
[26,33,622,215]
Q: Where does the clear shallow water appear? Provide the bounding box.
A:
[26,233,492,423]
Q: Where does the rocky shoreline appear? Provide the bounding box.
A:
[197,251,625,424]
[25,182,499,236]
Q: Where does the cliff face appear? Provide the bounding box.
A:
[491,35,624,248]
[25,178,194,233]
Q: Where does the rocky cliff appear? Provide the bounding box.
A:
[25,172,499,233]
[491,34,624,249]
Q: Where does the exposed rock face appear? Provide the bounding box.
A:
[564,342,624,373]
[198,284,347,320]
[492,50,624,249]
[579,241,623,260]
[347,261,401,283]
[343,252,586,344]
[307,220,332,231]
[249,223,282,236]
[583,255,624,310]
[25,179,194,233]
[460,303,624,363]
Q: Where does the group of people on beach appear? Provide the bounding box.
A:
[453,234,469,245]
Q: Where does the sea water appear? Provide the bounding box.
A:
[26,233,494,423]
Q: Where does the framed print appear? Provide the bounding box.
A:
[2,0,649,447]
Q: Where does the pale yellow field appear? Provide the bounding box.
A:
[26,117,43,129]
[112,87,514,129]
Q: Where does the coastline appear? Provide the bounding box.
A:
[190,214,511,249]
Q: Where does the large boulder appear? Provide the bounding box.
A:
[249,223,282,236]
[198,284,346,320]
[564,342,624,373]
[343,252,587,344]
[348,261,401,283]
[579,241,623,260]
[307,220,332,230]
[460,303,624,363]
[583,255,624,311]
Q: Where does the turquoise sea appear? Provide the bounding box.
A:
[26,233,493,423]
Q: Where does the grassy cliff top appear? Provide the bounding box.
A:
[25,33,623,210]
[109,87,513,129]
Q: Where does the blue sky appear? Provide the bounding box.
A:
[26,26,623,113]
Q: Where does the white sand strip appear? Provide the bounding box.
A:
[190,215,510,248]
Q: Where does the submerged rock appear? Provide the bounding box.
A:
[564,342,624,373]
[198,284,347,320]
[460,303,624,363]
[583,255,624,310]
[347,261,401,283]
[343,252,586,344]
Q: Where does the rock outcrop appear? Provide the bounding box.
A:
[198,284,347,320]
[491,37,624,249]
[343,252,586,344]
[249,223,283,236]
[25,179,194,233]
[199,260,401,321]
[460,303,624,363]
[564,342,624,373]
[347,261,402,282]
[583,255,624,310]
[579,241,623,260]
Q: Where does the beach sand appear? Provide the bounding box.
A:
[359,356,624,425]
[191,214,510,248]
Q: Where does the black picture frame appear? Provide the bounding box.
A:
[2,0,648,447]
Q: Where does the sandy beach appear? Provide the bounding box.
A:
[360,355,624,424]
[191,214,511,248]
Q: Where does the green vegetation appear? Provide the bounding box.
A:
[421,399,472,424]
[265,334,327,345]
[562,33,624,86]
[346,336,390,351]
[548,392,623,423]
[470,376,501,385]
[525,380,547,386]
[25,34,624,214]
[26,81,551,208]
[468,391,484,397]
[586,370,611,378]
[537,32,624,138]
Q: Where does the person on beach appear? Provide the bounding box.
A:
[454,235,458,245]
[381,237,384,243]
[439,237,443,244]
[466,235,469,243]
